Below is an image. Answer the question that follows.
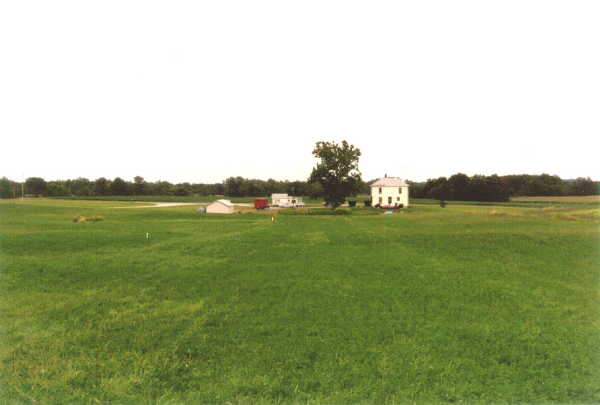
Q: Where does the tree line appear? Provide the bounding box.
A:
[409,173,598,201]
[0,173,597,200]
[0,175,369,199]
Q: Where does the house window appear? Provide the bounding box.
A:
[399,187,402,194]
[378,197,382,204]
[397,196,400,201]
[379,187,382,194]
[388,196,392,205]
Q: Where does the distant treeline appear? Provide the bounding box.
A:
[0,176,369,199]
[409,174,598,202]
[0,174,597,201]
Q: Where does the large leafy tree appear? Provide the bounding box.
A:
[570,177,597,195]
[448,173,470,200]
[111,177,129,195]
[47,181,70,196]
[0,177,15,198]
[153,181,174,195]
[94,177,111,196]
[133,176,146,195]
[68,177,92,196]
[25,177,47,196]
[309,140,362,208]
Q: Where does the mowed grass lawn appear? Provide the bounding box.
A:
[1,199,599,404]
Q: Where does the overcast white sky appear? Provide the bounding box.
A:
[1,1,598,183]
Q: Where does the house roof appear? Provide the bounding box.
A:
[215,199,234,207]
[271,193,288,198]
[371,177,408,187]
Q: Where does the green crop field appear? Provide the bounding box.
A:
[1,199,599,404]
[412,197,600,209]
[511,195,600,203]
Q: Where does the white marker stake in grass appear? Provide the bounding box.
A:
[146,233,149,239]
[271,216,274,222]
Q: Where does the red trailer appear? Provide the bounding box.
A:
[254,198,269,209]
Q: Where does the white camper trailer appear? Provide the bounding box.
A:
[270,193,305,208]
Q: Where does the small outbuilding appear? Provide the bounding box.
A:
[206,199,235,214]
[271,194,289,206]
[271,193,304,208]
[371,175,409,207]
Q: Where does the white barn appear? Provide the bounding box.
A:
[206,199,235,214]
[371,176,409,208]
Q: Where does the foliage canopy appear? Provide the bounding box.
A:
[309,140,362,208]
[25,177,47,196]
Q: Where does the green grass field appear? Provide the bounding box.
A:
[50,194,600,209]
[412,197,600,208]
[511,195,600,203]
[1,199,599,403]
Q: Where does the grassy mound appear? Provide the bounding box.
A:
[72,215,104,223]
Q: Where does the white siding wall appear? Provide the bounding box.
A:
[371,186,409,207]
[271,194,288,206]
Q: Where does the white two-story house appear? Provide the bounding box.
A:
[370,176,409,207]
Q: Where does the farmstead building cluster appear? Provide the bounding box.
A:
[371,176,409,208]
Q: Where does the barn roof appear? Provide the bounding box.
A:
[215,199,234,207]
[371,177,408,187]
